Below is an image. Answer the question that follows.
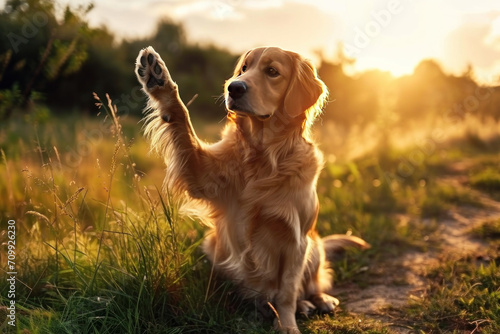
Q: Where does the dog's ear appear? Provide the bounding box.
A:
[284,56,328,119]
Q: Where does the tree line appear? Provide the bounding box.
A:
[0,0,237,121]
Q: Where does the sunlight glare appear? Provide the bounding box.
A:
[339,0,456,77]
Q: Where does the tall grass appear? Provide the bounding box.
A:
[0,96,268,333]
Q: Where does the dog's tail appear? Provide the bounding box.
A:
[322,234,371,254]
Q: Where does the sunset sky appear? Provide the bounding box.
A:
[13,0,500,83]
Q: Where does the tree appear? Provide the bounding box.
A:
[0,0,92,118]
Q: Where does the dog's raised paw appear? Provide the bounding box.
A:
[135,47,171,93]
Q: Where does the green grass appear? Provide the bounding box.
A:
[2,101,500,333]
[471,167,500,192]
[471,219,500,239]
[302,312,389,334]
[420,182,482,218]
[405,253,500,333]
[402,206,500,333]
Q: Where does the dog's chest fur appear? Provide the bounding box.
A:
[209,128,322,257]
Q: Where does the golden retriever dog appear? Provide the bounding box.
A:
[135,46,369,333]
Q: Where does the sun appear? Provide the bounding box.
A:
[316,0,459,77]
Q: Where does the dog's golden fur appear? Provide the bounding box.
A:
[135,46,369,333]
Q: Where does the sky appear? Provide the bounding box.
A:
[12,0,500,83]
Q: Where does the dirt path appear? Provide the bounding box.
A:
[336,162,500,333]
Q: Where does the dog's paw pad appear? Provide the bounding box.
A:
[154,63,162,75]
[146,77,156,88]
[135,47,171,92]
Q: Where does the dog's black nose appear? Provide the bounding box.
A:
[228,81,247,99]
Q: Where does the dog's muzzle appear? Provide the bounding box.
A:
[227,81,271,120]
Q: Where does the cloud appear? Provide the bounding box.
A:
[177,1,341,59]
[443,12,500,74]
[86,1,158,39]
[485,15,500,52]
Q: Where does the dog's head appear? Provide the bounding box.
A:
[225,47,328,128]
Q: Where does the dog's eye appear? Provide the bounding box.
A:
[241,65,247,73]
[266,67,279,78]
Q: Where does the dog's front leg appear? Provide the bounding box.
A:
[135,46,210,197]
[274,239,309,334]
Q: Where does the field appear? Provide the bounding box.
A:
[1,96,500,334]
